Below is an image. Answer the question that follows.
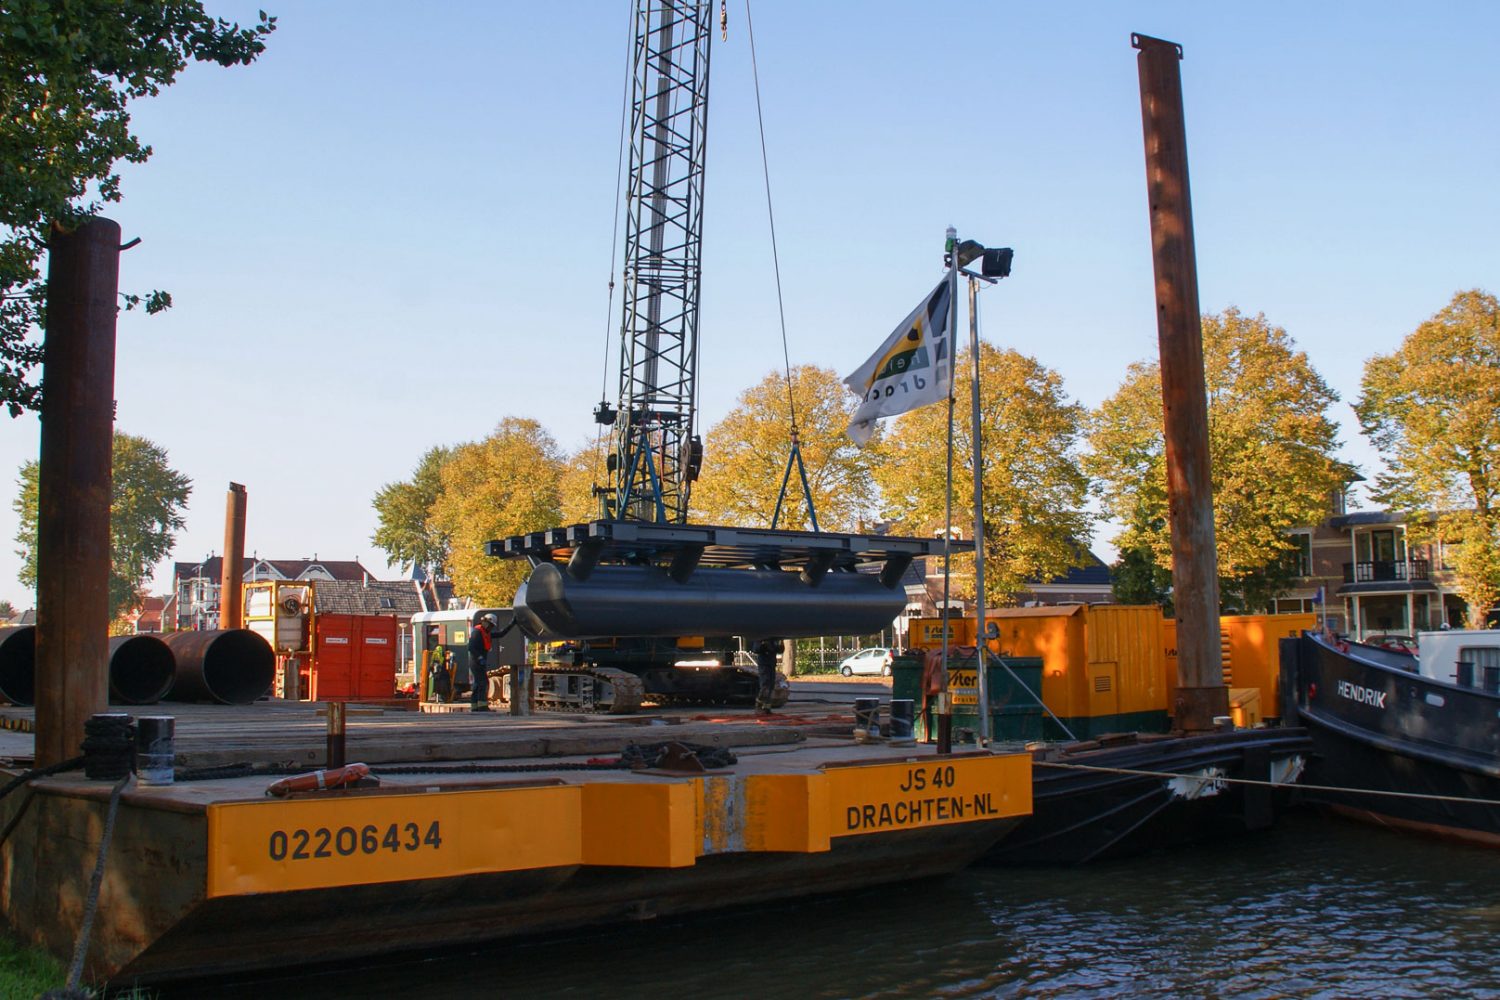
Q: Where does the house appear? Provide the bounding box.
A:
[168,555,378,631]
[1280,488,1469,639]
[125,596,165,633]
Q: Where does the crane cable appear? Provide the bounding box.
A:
[744,0,797,435]
[593,1,637,491]
[744,0,819,531]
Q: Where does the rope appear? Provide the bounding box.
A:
[743,0,797,434]
[592,0,636,493]
[64,772,131,991]
[0,755,84,803]
[371,761,628,775]
[1035,759,1500,807]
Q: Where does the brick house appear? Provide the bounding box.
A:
[166,556,378,631]
[1278,490,1469,638]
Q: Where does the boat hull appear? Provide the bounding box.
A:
[981,728,1312,865]
[1281,634,1500,847]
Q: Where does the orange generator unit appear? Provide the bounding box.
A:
[307,614,399,702]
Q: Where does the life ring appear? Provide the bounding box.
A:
[266,762,371,797]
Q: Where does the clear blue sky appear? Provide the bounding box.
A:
[4,1,1498,609]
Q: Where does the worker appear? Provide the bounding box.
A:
[753,638,781,716]
[427,627,449,702]
[467,616,495,711]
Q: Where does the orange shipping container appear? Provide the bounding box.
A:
[309,614,399,702]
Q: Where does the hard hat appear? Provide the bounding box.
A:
[484,614,499,627]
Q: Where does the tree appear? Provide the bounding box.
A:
[371,446,454,576]
[14,430,192,618]
[1356,289,1500,628]
[691,365,881,531]
[1,1,275,415]
[0,600,15,619]
[876,344,1094,607]
[428,419,563,607]
[1086,308,1345,612]
[557,438,607,525]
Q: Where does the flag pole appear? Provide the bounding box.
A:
[939,227,959,755]
[965,263,991,746]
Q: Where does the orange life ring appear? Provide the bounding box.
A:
[266,762,371,797]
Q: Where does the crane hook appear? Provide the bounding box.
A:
[720,0,728,41]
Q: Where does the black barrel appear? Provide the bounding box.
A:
[0,626,35,706]
[513,563,905,641]
[107,634,176,705]
[162,628,275,705]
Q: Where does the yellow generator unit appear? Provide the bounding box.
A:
[911,606,1316,735]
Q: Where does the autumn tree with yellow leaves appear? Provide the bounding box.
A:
[1086,308,1345,613]
[691,365,880,531]
[876,343,1093,607]
[1357,289,1500,628]
[417,419,563,607]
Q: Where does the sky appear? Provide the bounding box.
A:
[3,0,1499,610]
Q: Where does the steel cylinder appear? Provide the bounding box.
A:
[512,563,905,642]
[162,628,275,705]
[107,634,176,705]
[0,626,36,706]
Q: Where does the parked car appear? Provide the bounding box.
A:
[838,647,894,677]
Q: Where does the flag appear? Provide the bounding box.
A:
[1313,586,1325,603]
[843,278,952,446]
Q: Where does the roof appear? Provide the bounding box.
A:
[173,557,377,584]
[313,580,430,616]
[1039,549,1112,587]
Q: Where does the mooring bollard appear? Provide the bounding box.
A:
[326,701,346,768]
[889,698,916,747]
[135,716,175,786]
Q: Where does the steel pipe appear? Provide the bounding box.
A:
[0,626,36,706]
[0,628,176,706]
[162,628,275,705]
[107,634,176,705]
[513,563,905,642]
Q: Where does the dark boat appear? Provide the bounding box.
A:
[1280,630,1500,847]
[982,727,1313,865]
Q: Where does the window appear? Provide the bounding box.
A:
[1288,533,1312,577]
[378,596,395,610]
[1459,646,1500,671]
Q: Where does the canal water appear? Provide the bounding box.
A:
[196,812,1500,999]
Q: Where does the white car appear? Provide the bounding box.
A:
[838,647,894,677]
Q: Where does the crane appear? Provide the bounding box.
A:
[596,0,712,524]
[487,0,965,712]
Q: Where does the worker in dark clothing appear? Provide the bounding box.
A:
[466,616,495,711]
[467,614,520,712]
[754,638,782,715]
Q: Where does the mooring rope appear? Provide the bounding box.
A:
[64,772,131,992]
[1035,759,1500,808]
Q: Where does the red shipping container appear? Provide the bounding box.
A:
[310,614,399,702]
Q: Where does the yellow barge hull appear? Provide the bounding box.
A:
[2,741,1030,985]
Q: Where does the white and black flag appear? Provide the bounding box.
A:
[843,278,952,446]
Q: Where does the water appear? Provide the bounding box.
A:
[195,813,1500,999]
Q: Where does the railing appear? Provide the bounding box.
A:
[1342,559,1430,583]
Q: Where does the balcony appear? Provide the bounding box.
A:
[1343,559,1429,583]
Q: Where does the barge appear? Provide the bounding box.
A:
[0,702,1030,987]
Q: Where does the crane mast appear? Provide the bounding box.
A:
[602,0,712,524]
